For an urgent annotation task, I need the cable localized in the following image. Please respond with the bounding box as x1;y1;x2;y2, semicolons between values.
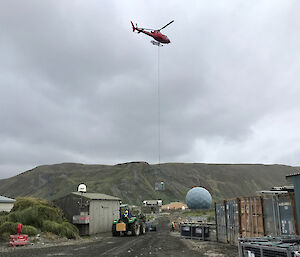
157;45;161;170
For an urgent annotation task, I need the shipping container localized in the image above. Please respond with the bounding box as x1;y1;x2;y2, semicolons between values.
286;173;300;234
215;201;227;243
215;199;241;245
262;192;297;236
216;193;297;247
240;196;264;238
263;194;278;236
226;198;240;245
279;193;297;235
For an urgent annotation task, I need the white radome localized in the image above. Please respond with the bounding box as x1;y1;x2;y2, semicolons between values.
185;187;212;209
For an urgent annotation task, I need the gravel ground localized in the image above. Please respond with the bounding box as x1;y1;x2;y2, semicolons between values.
180;236;238;257
0;217;239;257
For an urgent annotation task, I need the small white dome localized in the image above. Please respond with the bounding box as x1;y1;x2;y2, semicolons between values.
78;183;87;193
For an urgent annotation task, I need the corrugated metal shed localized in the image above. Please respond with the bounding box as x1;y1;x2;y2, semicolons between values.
55;192;121;235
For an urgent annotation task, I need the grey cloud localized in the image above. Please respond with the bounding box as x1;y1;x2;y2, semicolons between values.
1;0;300;178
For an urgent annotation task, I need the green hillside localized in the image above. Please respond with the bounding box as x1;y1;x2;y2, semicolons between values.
0;162;296;204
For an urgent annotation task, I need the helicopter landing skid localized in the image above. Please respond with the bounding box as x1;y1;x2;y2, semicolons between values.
151;40;163;47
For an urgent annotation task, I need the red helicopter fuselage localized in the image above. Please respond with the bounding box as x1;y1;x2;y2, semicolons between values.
138;29;170;44
131;21;171;44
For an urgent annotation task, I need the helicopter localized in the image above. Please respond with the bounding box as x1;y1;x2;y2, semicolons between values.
131;20;174;46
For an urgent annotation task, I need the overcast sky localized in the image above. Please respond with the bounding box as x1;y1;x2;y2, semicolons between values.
1;0;300;178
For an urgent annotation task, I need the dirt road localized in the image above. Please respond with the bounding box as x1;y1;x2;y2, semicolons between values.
0;217;238;257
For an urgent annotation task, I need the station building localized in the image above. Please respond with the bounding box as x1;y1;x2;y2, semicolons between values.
0;195;15;212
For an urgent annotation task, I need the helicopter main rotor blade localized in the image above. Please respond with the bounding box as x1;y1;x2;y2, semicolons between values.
159;20;174;31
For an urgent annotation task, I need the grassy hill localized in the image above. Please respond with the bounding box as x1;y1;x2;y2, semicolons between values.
0;162;296;204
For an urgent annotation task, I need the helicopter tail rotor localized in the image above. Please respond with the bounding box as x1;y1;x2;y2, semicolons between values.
131;21;135;32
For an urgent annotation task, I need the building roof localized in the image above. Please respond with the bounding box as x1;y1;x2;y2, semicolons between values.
286;173;300;178
72;192;121;201
0;195;15;203
271;186;294;191
258;190;289;195
161;202;188;210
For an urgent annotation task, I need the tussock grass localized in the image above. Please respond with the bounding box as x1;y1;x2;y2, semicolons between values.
0;222;18;235
12;197;54;212
0;197;79;240
0;211;9;216
22;225;38;236
59;222;79;239
10;204;62;227
42;220;61;235
42;220;79;239
0;215;9;226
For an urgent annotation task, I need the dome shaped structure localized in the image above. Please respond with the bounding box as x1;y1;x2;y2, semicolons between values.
185;187;212;209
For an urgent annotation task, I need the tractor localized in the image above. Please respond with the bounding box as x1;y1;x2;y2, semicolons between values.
112;204;146;236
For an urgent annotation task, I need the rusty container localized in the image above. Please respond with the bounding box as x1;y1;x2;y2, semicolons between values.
239;196;264;238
